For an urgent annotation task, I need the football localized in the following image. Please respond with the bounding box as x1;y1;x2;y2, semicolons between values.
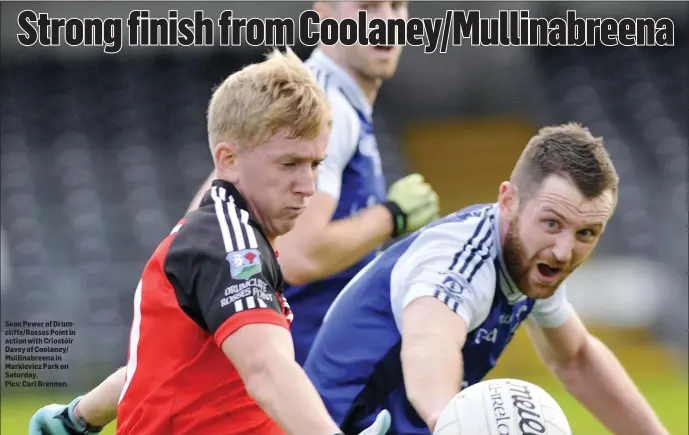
433;378;572;435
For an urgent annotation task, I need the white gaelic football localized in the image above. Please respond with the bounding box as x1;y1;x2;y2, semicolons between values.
433;378;572;435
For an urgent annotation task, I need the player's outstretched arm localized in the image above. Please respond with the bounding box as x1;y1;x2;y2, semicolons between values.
279;175;439;285
526;312;669;435
394;214;495;432
277;191;397;284
28;366;125;434
401;297;468;432
221;323;390;435
75;366;126;425
277;172;439;286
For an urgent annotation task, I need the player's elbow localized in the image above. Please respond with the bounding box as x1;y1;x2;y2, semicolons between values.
243;365;275;405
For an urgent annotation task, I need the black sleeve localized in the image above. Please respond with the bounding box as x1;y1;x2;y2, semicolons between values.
164;212;287;338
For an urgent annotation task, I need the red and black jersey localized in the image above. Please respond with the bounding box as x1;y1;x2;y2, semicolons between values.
116;180;292;435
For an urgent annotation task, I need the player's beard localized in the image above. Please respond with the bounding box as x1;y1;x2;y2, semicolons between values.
502;216;561;299
502;216;530;292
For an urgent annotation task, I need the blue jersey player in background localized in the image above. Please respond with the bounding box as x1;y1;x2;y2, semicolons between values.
304;123;669;435
277;1;439;365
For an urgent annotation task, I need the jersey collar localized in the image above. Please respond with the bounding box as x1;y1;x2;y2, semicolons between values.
201;179;274;247
200;179;251;212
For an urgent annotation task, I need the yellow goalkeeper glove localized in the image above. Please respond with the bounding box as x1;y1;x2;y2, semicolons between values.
383;173;440;237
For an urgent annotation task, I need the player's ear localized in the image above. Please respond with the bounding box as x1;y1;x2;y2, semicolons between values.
214;142;240;184
498;181;519;217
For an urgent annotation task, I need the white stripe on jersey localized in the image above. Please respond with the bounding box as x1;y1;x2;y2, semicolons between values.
234;296;269;312
211;186;259;253
211;186;234;252
448;207;495;283
226;201;246;250
239;209;258;249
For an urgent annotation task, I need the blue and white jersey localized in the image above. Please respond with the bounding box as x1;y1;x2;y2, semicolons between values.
303;203;573;435
284;48;387;365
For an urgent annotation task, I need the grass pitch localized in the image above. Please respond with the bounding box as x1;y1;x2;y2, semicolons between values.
3;372;687;435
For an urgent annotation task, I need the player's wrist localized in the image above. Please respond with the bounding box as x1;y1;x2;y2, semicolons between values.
382;201;406;238
66;397;104;434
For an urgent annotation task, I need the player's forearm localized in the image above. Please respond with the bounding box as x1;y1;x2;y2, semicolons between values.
244;357;341;435
402;334;463;431
553;335;668;435
75;366;127;427
281;204;393;285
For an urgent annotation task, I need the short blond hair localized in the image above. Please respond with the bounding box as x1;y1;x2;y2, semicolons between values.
207;48;331;152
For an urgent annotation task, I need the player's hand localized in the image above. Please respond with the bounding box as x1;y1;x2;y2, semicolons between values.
28;396;103;435
357;409;391;435
385;173;440;237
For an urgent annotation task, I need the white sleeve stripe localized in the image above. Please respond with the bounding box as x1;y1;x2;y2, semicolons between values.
433;287;460;314
246;296;256;309
239;209;259;249
211;186;234;252
232;297;268;312
449;211;495;283
447;297;459;313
